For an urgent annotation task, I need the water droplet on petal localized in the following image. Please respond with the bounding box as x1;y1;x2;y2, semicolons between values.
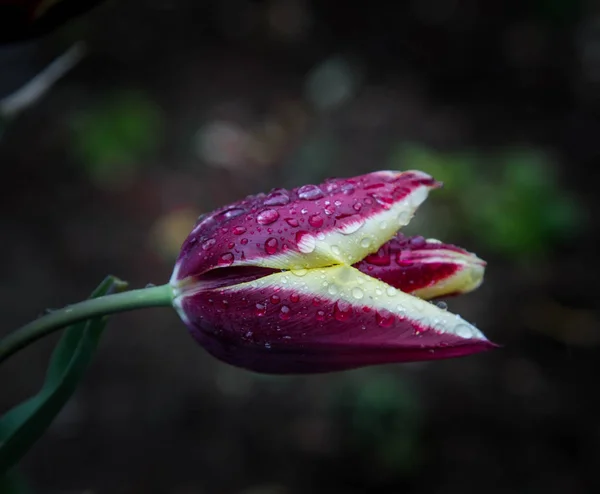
257;209;280;225
233;226;246;235
353;202;362;211
334;300;353;321
218;252;234;266
335;215;365;235
202;238;216;250
291;267;308;277
241;238;248;245
409;236;426;248
341;183;355;195
352;287;364;299
285;218;299;227
280;305;291;320
296;232;316;253
360;237;372;249
255;303;266;316
219;207;245;220
265;237;279;255
297;184;325;200
308;214;324;228
264;189;290;206
386;286;397;296
290;294;300;303
398;210;411;225
455;323;474;338
330;245;341;256
316;310;326;321
327;284;339;295
271;295;280;304
436;301;448;310
376;310;395;328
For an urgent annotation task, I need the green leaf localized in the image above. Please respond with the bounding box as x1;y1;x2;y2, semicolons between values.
0;276;127;475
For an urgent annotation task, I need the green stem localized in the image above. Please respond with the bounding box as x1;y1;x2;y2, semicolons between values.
0;284;174;365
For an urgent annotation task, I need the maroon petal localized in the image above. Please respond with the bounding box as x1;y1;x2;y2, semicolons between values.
171;170;440;284
354;233;486;299
173;265;494;374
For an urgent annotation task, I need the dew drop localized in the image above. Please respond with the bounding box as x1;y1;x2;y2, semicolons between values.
376;310;395;328
280;305;291;320
351;287;364;299
436;301;448;310
398;210;411;225
365;248;391;266
285;218;299;227
219;207;245;220
386;286;397;296
324;204;336;215
271;295;280;304
296;232;316;253
308;214;324;228
297;184;325;200
455;323;473;338
316;310;326;321
257;209;280;225
202;238;216;250
241;238;248;245
360;237;372;249
353;202;362;211
379;220;388;230
264;189;290;206
372;193;394;208
255;303;266;317
331;245;341;256
218;252;234;266
409;236;426;248
265;237;279;255
291;267;308;277
327;284;339;295
233;226;246;235
335;215;365;235
341;183;355;195
290;294;300;303
334;300;353;321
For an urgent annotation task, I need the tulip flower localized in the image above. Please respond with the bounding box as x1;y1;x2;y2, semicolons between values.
170;170;494;373
0;172;497;475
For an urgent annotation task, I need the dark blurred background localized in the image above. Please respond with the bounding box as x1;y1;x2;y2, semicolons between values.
1;0;599;492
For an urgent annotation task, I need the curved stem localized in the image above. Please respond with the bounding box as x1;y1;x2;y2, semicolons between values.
0;284;174;365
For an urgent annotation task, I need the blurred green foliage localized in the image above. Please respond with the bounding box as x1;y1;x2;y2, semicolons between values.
391;143;583;256
334;372;422;476
70;90;162;189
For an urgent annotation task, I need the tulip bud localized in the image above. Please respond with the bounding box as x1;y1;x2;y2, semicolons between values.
171;170;495;374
